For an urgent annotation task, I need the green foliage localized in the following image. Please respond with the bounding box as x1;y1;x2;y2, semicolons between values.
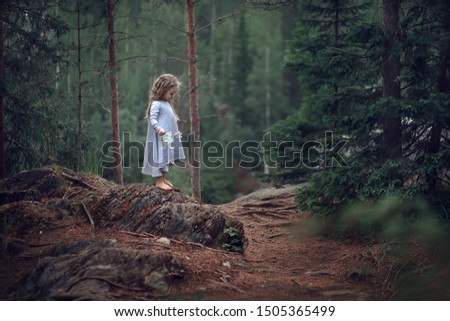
53;1;299;202
2;0;97;175
296;143;450;218
218;219;245;253
394;254;450;300
267;0;450;227
335;195;450;299
337;196;444;242
264;112;322;183
229;15;253;115
296;166;359;217
201;166;236;204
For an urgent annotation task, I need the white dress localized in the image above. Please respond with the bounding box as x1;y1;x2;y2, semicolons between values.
141;100;186;177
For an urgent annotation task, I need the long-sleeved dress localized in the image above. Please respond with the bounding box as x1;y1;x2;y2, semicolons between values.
142;100;185;177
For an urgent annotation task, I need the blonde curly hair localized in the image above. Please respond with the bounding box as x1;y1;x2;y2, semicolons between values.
145;74;181;121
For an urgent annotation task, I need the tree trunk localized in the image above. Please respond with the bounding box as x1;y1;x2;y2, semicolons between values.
0;10;5;179
106;0;123;184
382;0;402;159
333;0;340;128
209;1;216;95
186;0;201;200
427;11;450;192
76;0;83;171
264;47;271;175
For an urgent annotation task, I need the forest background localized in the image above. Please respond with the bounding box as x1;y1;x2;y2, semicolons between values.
2;0;450;225
2;0;308;204
2;0;450;300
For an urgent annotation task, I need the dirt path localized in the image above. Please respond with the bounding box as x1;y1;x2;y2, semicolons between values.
164;185;393;300
1;185;394;300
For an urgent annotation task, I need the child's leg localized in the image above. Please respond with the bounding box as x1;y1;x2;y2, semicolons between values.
162;164;174;188
155;175;172;190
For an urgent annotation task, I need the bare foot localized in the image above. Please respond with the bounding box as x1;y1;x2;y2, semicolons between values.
155;181;173;191
164;179;174;188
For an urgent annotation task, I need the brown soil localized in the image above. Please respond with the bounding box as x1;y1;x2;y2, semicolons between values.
1;182;400;301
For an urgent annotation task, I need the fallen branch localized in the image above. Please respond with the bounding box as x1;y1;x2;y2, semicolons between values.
380;262;396;300
63;188;85;199
80;202;95;235
119;230;150;239
118;230;241;256
368;250;381;271
62;188;71;199
383;262;396;287
291;278;302;288
332;253;356;264
149;232;241;256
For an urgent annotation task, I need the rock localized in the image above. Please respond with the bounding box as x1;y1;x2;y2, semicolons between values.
156;237;171;245
0;166;247;252
1;166;72;198
8;240;185;300
85;184;243;248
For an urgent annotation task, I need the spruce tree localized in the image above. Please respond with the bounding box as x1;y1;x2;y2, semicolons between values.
1;0;85;175
269;0;450;221
268;0;371;184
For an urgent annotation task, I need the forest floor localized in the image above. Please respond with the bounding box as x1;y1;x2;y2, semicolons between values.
181;185;396;300
1;180;401;301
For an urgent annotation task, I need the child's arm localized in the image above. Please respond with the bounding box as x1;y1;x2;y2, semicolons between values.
149;102;166;135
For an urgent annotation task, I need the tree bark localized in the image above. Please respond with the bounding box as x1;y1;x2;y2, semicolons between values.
76;0;83;172
333;0;340;128
0;10;5;179
264;47;271;175
382;0;402;159
186;0;201;200
209;1;216;95
427;10;450;192
106;0;123;184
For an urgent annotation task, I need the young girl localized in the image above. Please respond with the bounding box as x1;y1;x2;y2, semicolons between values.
142;74;185;190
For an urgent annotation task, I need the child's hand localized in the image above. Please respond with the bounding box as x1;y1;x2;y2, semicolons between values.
158;128;166;136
